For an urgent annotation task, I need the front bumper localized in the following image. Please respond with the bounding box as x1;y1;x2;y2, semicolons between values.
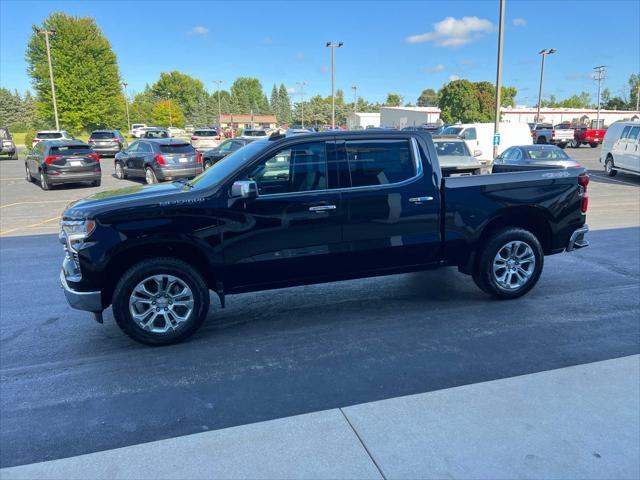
566;224;589;252
60;269;102;312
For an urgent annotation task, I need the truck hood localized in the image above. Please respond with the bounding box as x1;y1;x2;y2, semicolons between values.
63;182;189;219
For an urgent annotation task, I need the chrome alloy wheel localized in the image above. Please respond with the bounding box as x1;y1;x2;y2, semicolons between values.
145;168;155;184
492;240;536;291
129;275;194;334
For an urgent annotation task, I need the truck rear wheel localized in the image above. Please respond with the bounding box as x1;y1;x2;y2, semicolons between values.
605;157;617;177
112;257;210;345
473;228;544;299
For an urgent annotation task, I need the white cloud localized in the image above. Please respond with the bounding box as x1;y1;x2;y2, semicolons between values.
426;64;446;72
287;88;301;95
513;18;527;27
189;26;208;36
407;16;495;48
448;74;461;82
295;52;305;61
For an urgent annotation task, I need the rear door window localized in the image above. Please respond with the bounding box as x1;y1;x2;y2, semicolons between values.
345;139;414;187
628;126;640;141
620;126;632;139
159;144;195;154
462;128;477;140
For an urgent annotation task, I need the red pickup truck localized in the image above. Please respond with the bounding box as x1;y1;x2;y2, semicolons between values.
571;125;606;148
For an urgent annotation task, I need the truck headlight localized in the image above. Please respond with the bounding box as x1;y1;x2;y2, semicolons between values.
61;219;96;250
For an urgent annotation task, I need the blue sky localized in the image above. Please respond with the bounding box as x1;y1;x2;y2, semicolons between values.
1;0;639;106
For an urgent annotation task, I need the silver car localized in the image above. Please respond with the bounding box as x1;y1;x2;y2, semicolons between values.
190;128;222;151
433;138;484;175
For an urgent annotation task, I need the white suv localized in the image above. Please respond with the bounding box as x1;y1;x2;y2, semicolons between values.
32;130;74;148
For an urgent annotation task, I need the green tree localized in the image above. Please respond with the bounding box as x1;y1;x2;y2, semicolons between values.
26;12;124;132
130;86;155;124
501;86;517;108
278;83;292;125
21;91;38;128
417;88;438;107
151;99;184;128
0;88;23;128
230;77;269;114
438;79;481;123
385;93;403;106
151;71;207;122
270;84;280;123
604;96;628;110
190;94;210;127
474;81;495;122
629;73;640;109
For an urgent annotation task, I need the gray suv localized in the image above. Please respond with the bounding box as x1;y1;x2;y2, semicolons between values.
114;139;202;184
88;130;127;157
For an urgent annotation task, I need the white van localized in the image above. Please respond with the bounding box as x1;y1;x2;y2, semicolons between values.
131;123;147;138
440;122;532;163
600;121;640;176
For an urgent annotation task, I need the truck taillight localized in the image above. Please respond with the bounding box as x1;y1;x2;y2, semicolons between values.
45;155;61;165
154;154;166;165
578;174;589;213
197;151;202;163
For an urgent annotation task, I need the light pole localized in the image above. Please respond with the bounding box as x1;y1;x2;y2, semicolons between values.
296;81;307;128
35;27;59;130
536;48;556;124
493;0;505;160
352;85;358;113
167;93;173;128
325;41;343;129
593;65;606;128
121;82;130;134
212;80;222;127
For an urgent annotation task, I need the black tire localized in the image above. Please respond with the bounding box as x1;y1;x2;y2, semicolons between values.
605;156;617;177
39;170;50;190
589;142;598;148
91;179;101;187
203;160;212;170
472;227;544;299
25;163;33;182
112;257;210;346
145;167;158;184
114;161;126;179
570;139;580;148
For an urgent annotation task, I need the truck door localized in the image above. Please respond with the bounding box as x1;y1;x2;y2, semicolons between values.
336;135;441;273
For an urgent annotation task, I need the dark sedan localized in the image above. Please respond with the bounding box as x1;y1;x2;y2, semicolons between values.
114;138;202;184
201;138;256;170
494;145;581;169
87;129;127;157
25;140;101;190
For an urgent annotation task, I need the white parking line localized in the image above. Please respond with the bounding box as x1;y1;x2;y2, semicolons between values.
0;216;61;236
0;200;70;209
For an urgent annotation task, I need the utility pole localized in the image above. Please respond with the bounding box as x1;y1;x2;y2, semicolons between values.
167;93;173;128
121;82;131;134
212;80;222;127
536;48;556;124
593;65;606;129
352;85;358;113
326;41;343;129
296;81;307;128
493;0;505;160
35;27;59;130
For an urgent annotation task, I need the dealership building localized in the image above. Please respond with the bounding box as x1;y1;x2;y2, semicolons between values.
500;107;640;126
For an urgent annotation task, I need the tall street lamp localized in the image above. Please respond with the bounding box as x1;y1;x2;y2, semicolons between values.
593;65;606;129
167;93;173;128
536;48;556;124
325;41;343;129
296;81;307;128
121;82;131;134
212;80;222;127
352;85;358;113
35;26;59;130
492;0;505;160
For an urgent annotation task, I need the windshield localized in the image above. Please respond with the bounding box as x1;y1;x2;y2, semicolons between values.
188;140;269;190
441;127;463;135
526;148;570;160
434;141;470;156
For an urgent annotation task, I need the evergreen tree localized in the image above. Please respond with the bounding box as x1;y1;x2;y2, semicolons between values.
26;12;124;132
270;84;280;123
278;83;291;125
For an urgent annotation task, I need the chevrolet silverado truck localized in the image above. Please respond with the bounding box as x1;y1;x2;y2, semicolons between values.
532;124;574;148
60;130;590;345
571;125;607;148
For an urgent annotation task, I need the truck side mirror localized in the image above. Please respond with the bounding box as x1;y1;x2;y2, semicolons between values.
473;150;483;157
231;180;257;200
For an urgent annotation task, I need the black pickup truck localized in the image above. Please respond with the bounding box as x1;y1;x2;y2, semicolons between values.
60;131;589;345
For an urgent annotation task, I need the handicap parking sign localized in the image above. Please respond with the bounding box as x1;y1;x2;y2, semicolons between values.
493;133;501;146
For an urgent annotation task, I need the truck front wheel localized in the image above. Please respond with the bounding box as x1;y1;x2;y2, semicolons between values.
112;258;210;345
473;228;544;299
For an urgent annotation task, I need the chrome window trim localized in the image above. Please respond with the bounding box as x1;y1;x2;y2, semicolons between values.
255;137;424;199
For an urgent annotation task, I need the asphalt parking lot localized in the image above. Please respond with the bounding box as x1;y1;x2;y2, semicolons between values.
0;145;639;468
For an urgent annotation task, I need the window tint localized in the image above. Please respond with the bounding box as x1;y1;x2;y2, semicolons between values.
37;132;62;139
244;130;268;137
159;143;195;154
462;128;477;140
50;145;93;156
248;141;327;195
218;141;234;153
441;127;462;135
127;142;139;153
194;130;218;137
144;130;169;138
90;131;115;139
620;126;632;139
345;139;414;187
434;141;470;156
628;126;640;141
526;148;570;160
502;148;517;160
138;142;152;153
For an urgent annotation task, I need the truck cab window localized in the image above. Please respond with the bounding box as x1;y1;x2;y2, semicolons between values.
248;141;328;195
345;139;414;187
462;128;477;140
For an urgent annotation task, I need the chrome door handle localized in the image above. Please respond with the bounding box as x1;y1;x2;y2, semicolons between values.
409;196;434;203
309;205;337;212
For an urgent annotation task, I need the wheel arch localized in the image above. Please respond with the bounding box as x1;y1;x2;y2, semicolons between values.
478;207;553;255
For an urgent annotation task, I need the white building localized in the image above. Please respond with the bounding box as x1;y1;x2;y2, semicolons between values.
501;107;640;126
380;106;441;128
346;112;381;130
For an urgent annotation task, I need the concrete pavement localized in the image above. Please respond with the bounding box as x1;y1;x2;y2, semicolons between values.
2;355;638;479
